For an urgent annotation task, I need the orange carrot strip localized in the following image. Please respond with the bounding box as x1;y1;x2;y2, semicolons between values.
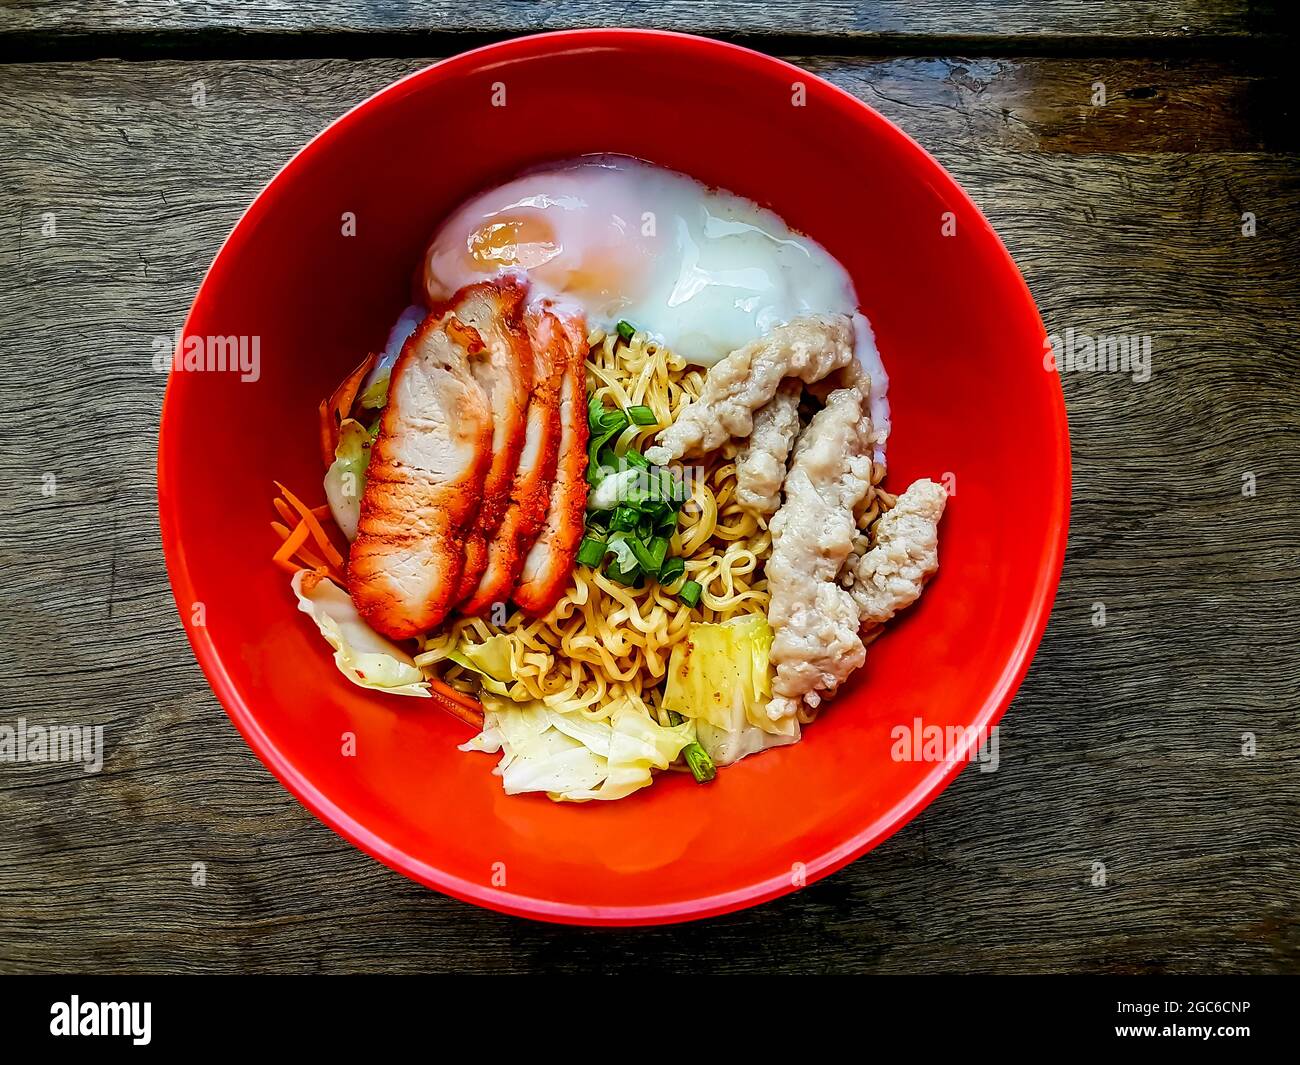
298;545;333;574
275;482;345;570
429;689;484;728
273;518;338;577
273;519;311;566
278;498;340;536
318;398;337;469
319;351;379;468
327;352;378;426
428;676;484;713
274;497;297;525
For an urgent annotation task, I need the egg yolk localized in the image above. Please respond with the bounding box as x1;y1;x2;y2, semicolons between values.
466;215;559;271
462;209;644;307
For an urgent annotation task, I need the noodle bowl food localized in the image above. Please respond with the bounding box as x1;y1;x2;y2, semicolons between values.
274;155;948;802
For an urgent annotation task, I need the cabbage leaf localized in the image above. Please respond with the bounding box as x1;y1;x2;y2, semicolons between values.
445;634;516;697
662;613;790;735
323;417;371;541
290;570;429;698
460;695;692;801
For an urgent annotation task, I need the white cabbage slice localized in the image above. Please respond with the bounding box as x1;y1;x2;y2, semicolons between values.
562;707;694;802
290;570;429;698
459;695;693;801
445;635;515;698
662;612;802;765
662;613;794;737
696;717;800;767
323;417;371;541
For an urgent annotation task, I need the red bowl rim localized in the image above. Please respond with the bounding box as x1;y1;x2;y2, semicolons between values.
157;28;1071;926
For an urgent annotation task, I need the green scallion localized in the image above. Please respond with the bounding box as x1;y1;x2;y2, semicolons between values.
616;320;636;343
610;505;639;532
587;408;630;486
626;404;656;426
607;561;641;585
657;555;685;586
576;535;606;568
683;742;716;784
678;579;703;608
647;535;668;572
628;534;668;576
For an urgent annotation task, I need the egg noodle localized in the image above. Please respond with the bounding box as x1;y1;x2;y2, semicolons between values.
416;327;893;728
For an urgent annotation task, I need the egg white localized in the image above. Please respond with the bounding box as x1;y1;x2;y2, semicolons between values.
421;156;863;369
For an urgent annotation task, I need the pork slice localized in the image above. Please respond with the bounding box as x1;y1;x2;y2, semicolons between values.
348;300;494;640
512;315;589;617
450;279;534;602
460;308;564;615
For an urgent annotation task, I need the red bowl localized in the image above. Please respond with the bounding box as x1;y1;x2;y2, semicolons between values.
159;29;1069;925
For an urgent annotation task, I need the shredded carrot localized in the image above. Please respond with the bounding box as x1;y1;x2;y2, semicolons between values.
276;498;334;528
273;519;311;567
296;544;333;574
318;398;336;469
275;481;345;570
328;352;377;424
428;676;485;713
320;352;378;467
430;689;485;728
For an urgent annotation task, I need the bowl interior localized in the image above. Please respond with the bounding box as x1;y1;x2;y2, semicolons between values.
160;31;1068;923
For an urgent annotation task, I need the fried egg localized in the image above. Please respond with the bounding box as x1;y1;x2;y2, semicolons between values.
420;156;861;368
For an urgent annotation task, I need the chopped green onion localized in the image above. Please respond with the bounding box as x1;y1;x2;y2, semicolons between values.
626;404;656;426
587;409;630;486
678;579;703;608
587;393;607;431
628;534;668;575
576;535;606;568
628;537;657;574
610;505;639;532
607;561;641;585
683;742;716;784
623;448;650;469
658;555;685;586
640;499;670;525
647;535;669;571
616;320;636;343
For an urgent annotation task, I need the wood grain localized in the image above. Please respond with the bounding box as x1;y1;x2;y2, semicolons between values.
0;1;1289;61
0;53;1297;974
0;0;1285;41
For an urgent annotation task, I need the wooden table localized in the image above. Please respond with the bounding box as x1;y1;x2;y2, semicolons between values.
1;2;1295;974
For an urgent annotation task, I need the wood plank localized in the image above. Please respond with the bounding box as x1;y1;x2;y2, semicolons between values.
0;56;1296;973
0;1;1289;58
